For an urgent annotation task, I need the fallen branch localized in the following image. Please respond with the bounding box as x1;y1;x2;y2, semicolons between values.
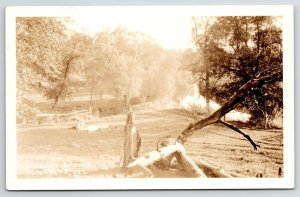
193;159;233;178
127;143;184;169
127;142;206;178
219;120;260;150
174;151;207;178
177;71;282;144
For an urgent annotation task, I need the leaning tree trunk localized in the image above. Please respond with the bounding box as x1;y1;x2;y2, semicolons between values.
89;77;96;115
177;71;282;145
126;71;282;176
52;55;79;109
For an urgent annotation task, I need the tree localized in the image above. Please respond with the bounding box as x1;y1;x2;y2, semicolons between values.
192;17;216;114
191;16;283;127
16;17;69;121
48;33;93;109
82;31;111;113
83;27;174;113
16;17;94;121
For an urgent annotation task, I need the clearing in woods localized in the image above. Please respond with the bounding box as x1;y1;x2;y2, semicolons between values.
17;106;283;178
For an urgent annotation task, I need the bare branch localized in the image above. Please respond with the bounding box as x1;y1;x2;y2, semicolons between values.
193;76;206;84
192;17;202;49
177;71;282;144
219;120;260;150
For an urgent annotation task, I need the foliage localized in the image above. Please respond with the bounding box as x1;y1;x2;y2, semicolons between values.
83;27;194;108
17;17;195;123
191;16;283;127
16;17;92;122
17;17;66;121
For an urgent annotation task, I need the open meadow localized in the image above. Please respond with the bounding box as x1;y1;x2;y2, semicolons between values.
17;105;283;178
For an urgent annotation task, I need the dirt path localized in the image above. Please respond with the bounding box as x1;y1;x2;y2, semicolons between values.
17;109;283;178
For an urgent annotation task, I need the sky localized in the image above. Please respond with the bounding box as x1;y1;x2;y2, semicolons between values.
66;12;195;50
64;7;283;50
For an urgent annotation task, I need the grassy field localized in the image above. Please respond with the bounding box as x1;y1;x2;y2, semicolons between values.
17;107;283;178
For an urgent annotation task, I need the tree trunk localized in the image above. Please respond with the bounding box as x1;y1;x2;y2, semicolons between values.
89;78;95;114
204;31;210;115
52;55;78;109
177;71;282;144
193;159;234;178
192;17;211;115
174;150;207;177
127;142;206;177
205;66;210;115
122;102;141;169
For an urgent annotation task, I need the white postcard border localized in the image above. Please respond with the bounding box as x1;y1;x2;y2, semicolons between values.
6;5;294;190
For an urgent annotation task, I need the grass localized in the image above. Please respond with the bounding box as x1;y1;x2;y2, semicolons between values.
17;108;283;178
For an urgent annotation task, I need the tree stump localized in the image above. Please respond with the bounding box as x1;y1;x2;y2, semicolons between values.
122;107;142;169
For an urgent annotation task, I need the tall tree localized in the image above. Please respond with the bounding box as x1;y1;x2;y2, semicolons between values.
192;17;215;114
16;17;69;121
191;16;282;127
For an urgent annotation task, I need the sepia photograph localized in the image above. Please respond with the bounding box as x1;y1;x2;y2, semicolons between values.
6;6;294;190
